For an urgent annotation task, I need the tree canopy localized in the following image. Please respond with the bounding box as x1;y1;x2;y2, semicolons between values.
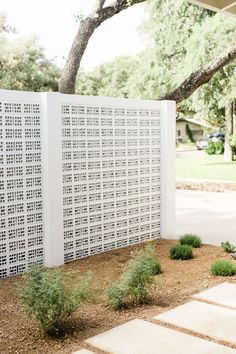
76;0;236;128
0;13;60;92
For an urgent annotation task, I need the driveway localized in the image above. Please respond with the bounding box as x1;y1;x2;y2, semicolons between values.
176;189;236;246
176;150;204;158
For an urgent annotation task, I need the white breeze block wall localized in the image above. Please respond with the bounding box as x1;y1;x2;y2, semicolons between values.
0;91;44;278
0;90;176;278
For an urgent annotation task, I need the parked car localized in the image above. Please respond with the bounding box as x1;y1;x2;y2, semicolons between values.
195;132;225;150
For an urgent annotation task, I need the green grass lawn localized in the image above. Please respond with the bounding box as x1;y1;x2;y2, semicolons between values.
176;153;236;181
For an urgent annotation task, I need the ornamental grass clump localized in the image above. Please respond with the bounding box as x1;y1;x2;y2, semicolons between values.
17;264;91;335
221;241;236;254
211;260;236;276
170;244;193;260
179;234;202;248
107;245;161;310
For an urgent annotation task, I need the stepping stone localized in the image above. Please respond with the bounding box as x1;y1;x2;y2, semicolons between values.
155;300;236;344
86;318;236;353
194;282;236;309
72;350;95;354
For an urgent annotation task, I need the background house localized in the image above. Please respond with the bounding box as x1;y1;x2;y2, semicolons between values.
176;117;213;143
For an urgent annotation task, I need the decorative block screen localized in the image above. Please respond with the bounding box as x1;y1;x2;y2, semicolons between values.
62;102;162;263
0;90;176;278
0;95;44;278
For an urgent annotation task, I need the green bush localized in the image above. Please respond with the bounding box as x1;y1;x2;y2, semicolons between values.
206;141;224;155
229;134;236;149
206;141;215;155
179;234;202;248
107;283;127;310
170;244;193;260
214;141;224;155
107;245;161;310
17;265;91;335
211;260;236;276
221;241;236;253
138;245;161;276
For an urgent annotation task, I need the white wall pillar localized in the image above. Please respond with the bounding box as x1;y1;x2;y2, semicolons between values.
160;100;176;239
41;92;64;267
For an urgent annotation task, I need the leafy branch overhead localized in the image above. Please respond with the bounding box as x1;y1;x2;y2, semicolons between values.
60;0;236;112
162;44;236;103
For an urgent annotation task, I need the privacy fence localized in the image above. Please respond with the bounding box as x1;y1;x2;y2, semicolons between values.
0;90;176;278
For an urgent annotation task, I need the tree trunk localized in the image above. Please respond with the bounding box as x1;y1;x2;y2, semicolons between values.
59;0;146;94
224;102;234;162
59;18;98;94
233;100;236;134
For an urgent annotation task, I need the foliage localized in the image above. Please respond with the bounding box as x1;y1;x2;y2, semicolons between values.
0;13;60;91
206;141;224;155
76;0;212;101
179;13;236;125
185;124;194;142
76;55;138;97
17;265;91;335
221;241;236;253
214;141;225;155
106;283;128;310
170;244;193;260
0;12;16;33
229;134;236;148
107;245;160;309
206;142;215;155
75;0;236;135
211;259;236;276
179;234;202;248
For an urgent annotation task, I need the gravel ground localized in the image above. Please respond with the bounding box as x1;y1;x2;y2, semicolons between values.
0;240;235;354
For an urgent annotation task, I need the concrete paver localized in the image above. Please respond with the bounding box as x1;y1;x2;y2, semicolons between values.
155;300;236;344
194;282;236;309
86;318;236;354
176;190;236;245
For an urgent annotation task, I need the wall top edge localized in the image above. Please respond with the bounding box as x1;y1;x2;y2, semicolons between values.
0;89;42;102
0;89;175;107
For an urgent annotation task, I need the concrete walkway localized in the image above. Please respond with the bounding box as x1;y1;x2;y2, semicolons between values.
75;283;236;354
176;189;236;245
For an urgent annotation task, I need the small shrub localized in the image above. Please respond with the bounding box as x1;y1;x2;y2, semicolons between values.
17;265;91;335
221;241;236;253
107;245;160;309
170;244;193;260
179;234;202;248
229;134;236;149
211;260;236;276
214;141;224;155
206;141;215;155
107;283;127;310
206;141;224;155
137;245;161;275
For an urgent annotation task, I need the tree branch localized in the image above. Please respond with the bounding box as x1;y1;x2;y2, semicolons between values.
161;44;236;103
92;0;106;14
59;0;146;94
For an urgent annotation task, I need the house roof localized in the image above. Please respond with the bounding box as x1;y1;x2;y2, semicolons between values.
177;117;214;128
187;0;236;17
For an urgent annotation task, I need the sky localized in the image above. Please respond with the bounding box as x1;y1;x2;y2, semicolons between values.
0;0;147;71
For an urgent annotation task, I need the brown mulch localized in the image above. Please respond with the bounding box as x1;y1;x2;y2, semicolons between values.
176;179;236;192
0;239;235;354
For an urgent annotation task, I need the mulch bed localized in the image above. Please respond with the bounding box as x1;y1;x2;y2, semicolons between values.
0;239;235;354
176;179;236;192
